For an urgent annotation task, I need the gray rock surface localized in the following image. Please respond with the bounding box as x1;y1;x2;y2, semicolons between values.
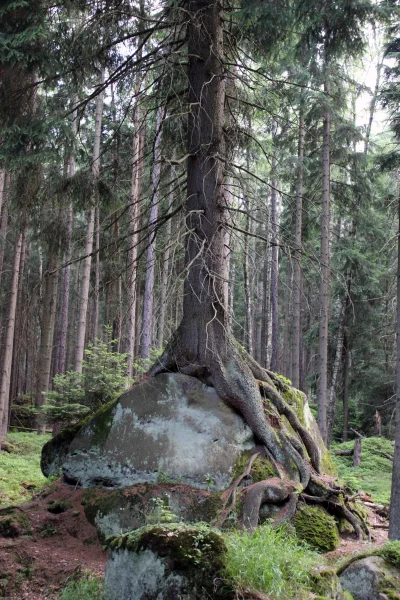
63;373;254;490
339;555;400;600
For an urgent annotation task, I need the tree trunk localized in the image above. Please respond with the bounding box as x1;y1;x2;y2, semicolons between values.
327;319;344;445
126;67;144;378
35;251;59;434
57;99;77;374
317;80;331;444
0;169;5;217
270;121;279;372
141;105;165;359
243;195;253;355
0;233;23;443
389;192;400;539
291;107;304;389
74;71;104;373
0;172;11;287
353;438;362;468
157;167;174;349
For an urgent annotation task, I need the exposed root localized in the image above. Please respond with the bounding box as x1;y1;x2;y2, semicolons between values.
240;479;297;532
148;326;366;541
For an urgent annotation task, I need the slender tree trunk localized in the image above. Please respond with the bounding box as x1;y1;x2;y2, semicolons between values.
0;172;11;287
35;251;59;434
317;79;331;443
389;192;400;539
157;168;174;348
270;122;279;372
74;71;104;373
92;203;100;341
327;319;344;445
57;100;77;374
0;169;5;217
0;233;23;443
292;107;305;389
243;198;253;355
353;438;362;467
141;105;164;359
126;69;144;378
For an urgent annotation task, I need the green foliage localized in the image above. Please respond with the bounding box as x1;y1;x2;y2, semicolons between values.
145;495;178;525
224;523;318;599
293;505;340;552
56;572;103;600
0;432;50;507
332;437;394;504
43;332;128;426
381;541;400;568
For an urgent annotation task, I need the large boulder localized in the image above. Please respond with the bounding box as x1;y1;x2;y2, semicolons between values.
339;555;400;600
62;373;255;490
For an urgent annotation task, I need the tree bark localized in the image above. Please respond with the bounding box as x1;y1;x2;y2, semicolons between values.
353;438;362;468
270;120;279;372
35;250;59;434
74;71;104;373
0;233;23;443
317;78;331;444
389;191;400;539
157;167;174;349
291;107;305;389
0;172;11;288
141;104;165;359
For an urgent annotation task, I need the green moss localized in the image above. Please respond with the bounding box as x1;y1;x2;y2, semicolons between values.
292;505;340;552
380;541;400;568
0;432;51;507
332;436;394;504
321;448;338;477
232;451;276;484
88;398;119;446
0;511;31;537
108;523;226;568
310;566;343;598
40;417;90;477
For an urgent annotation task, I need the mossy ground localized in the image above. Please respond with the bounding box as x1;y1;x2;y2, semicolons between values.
0;431;51;507
293;505;340;552
332;436;393;504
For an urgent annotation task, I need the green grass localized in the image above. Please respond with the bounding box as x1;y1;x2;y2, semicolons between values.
0;431;51;507
56;573;103;600
332;436;394;505
224;524;319;599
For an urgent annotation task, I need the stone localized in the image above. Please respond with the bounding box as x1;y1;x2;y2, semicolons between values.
339;556;400;600
104;524;231;600
41;419;89;477
292;504;340;552
62;373;254;490
82;483;223;541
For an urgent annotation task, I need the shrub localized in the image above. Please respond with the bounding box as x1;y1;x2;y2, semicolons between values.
224;523;318;599
43;331;128;426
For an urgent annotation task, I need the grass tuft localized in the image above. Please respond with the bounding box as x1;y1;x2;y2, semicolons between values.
57;572;103;600
224;523;318;599
0;431;51;507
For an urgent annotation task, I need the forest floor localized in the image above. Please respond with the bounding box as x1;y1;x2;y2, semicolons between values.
0;432;392;599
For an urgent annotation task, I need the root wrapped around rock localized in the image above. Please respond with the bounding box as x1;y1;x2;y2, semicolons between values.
149;321;367;540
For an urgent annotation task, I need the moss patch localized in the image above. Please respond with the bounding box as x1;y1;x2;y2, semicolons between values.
380;541;400;568
232;451;276;484
310;566;343;598
321;448;338;477
332;436;394;504
40;418;90;477
0;432;51;507
292;505;339;552
0;511;31;538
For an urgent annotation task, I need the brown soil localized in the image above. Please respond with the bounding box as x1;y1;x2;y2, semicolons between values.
0;480;106;599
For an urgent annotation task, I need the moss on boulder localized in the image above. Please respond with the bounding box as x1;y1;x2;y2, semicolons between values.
104;524;233;600
231;451;276;484
40;416;90;478
292;504;340;552
82;482;224;542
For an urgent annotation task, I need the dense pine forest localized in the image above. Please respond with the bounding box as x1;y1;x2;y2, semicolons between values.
2;1;400;599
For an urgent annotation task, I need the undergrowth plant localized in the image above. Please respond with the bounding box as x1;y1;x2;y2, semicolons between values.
224;523;318;600
57;572;103;600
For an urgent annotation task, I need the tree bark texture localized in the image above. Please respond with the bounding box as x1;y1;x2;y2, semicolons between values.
141;104;165;359
74;71;104;373
270;121;279;372
0;233;23;442
318;80;331;444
